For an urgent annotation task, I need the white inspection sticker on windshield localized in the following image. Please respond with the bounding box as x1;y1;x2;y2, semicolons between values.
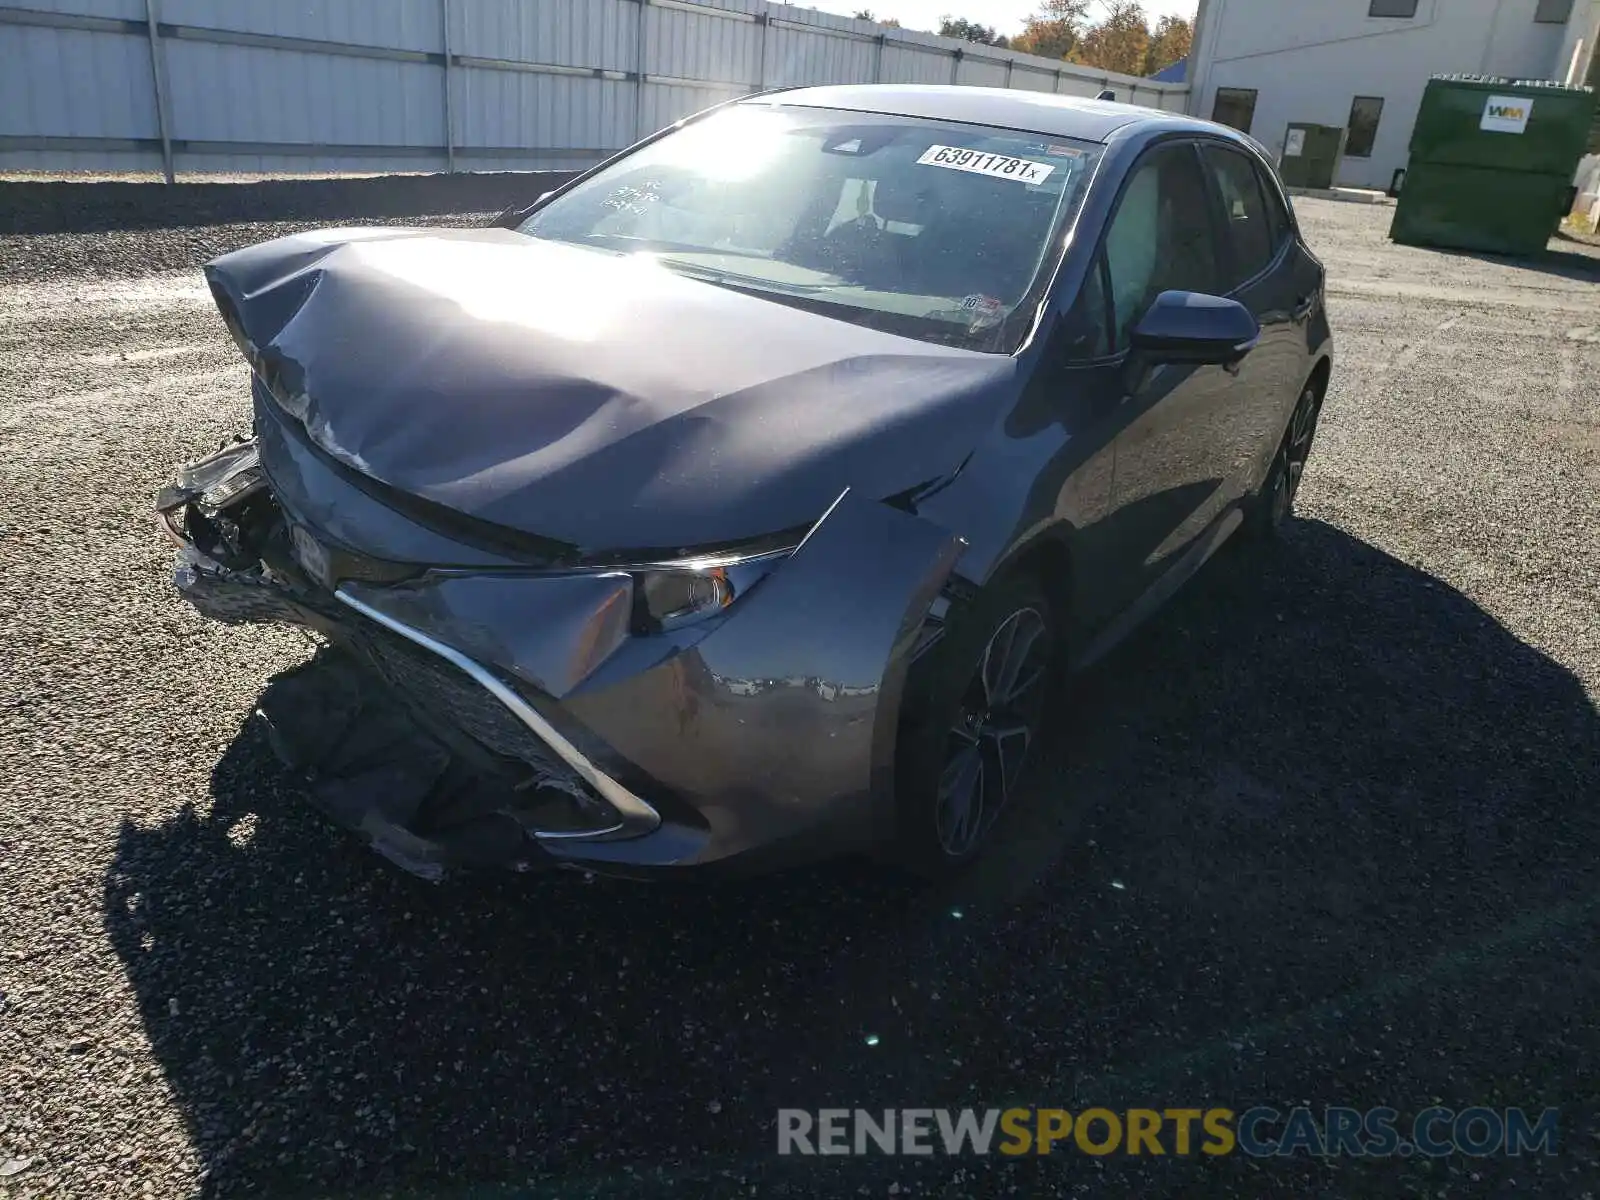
916;145;1055;184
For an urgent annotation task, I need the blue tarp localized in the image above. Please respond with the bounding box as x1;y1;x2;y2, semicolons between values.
1149;57;1186;83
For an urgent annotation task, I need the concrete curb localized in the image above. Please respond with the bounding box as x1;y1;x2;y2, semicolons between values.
0;170;579;235
1287;186;1394;206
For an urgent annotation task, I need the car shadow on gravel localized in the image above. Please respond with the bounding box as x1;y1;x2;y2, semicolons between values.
103;518;1600;1199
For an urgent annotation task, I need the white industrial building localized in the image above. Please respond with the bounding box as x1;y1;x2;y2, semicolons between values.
1187;0;1600;190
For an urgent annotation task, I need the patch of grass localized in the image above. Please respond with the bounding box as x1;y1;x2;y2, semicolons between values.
1561;211;1598;238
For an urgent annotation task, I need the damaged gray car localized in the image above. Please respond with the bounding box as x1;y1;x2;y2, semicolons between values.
159;85;1332;881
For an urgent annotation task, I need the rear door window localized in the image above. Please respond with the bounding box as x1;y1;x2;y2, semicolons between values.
1202;144;1276;290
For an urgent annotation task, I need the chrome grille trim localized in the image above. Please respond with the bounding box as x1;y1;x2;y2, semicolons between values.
334;587;661;841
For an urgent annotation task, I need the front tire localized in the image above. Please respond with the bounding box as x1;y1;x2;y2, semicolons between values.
893;574;1059;880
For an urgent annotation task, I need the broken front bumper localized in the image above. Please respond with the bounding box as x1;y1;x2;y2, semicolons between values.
159;440;964;878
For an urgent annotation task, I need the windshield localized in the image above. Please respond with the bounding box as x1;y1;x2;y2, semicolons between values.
518;104;1104;353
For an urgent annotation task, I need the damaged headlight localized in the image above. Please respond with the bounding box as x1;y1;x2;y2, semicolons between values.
632;552;791;633
155;438;271;565
155;438;265;517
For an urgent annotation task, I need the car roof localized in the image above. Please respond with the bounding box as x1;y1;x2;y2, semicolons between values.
741;83;1222;145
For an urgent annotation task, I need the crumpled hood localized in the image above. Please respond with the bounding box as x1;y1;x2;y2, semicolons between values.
205;227;1016;555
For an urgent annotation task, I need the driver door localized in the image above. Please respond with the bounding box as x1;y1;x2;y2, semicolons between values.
1098;140;1238;612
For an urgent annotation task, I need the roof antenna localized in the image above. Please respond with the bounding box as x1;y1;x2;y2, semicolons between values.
1096;88;1117;101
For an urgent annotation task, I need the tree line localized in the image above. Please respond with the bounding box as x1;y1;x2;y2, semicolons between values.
852;2;1193;78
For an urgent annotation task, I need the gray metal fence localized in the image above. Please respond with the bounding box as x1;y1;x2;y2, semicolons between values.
0;0;1190;180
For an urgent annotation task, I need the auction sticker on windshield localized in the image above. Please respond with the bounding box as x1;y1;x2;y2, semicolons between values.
917;145;1055;184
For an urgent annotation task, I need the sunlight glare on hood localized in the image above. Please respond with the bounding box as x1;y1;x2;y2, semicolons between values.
342;237;661;343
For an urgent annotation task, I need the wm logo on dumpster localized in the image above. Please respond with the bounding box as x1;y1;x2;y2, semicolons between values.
1481;94;1533;134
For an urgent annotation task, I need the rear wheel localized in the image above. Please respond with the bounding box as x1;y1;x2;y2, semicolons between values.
894;574;1059;879
1245;379;1323;539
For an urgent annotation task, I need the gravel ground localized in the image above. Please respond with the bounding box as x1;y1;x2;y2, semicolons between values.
2;201;1598;1200
0;174;573;237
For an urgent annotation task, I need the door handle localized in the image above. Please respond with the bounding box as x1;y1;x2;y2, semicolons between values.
1291;295;1316;323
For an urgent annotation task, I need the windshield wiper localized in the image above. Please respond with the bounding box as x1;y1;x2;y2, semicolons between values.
653;257;833;295
649;257;993;349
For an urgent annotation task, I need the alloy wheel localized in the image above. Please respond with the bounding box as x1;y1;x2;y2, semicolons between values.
934;606;1053;858
1271;386;1320;525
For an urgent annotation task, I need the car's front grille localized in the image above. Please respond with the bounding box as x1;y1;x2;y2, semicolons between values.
340;610;582;789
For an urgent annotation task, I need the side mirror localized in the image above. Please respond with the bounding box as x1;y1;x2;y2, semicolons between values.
1130;291;1260;366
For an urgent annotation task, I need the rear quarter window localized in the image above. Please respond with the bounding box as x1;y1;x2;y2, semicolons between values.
1256;161;1295;249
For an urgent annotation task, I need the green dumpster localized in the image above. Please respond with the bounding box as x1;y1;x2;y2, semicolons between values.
1390;75;1598;256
